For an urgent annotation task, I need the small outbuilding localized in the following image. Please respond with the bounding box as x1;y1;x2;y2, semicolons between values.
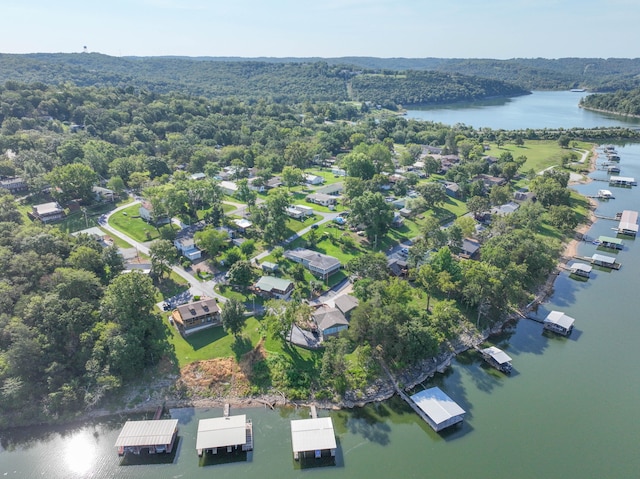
290;417;337;460
196;414;253;457
543;311;575;336
410;387;465;432
115;419;179;456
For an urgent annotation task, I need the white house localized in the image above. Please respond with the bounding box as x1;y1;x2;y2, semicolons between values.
305;174;324;185
284;248;341;279
306;193;337;207
219;180;239;196
285;206;305;219
31;202;64;223
139;201;170;225
174;237;202;261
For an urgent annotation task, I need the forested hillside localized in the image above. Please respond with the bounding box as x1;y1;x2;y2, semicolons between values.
0;53;528;107
580;88;640;117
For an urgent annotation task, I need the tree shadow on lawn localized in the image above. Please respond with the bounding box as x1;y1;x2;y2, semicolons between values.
231;335;253;361
184;327;228;351
155;277;190;299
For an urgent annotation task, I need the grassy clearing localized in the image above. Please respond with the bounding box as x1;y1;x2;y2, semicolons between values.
154;272;190;300
109;204;161;242
485;140;591;174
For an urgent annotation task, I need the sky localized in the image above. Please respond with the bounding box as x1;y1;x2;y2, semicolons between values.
2;0;639;59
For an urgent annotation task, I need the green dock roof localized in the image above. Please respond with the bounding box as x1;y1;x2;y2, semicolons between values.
598;236;623;245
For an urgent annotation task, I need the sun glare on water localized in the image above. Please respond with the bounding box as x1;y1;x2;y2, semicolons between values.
64;432;98;476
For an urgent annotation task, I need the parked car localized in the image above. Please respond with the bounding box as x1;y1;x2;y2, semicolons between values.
311;224;319;229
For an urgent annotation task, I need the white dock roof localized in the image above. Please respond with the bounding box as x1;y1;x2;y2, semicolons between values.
196;415;247;451
114;419;178;448
410;387;465;426
592;253;615;264
544;311;576;329
570;262;593;273
481;346;512;365
290;417;336;453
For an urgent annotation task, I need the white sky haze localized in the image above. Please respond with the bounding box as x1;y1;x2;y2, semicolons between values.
2;0;638;59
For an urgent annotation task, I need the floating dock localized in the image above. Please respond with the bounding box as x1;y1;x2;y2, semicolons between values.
543;311;575;336
479;346;513;374
573;254;621;270
291;417;336;460
617;210;638;236
410;387;466;432
597;236;623;250
115;419;179;456
568;262;593;278
196;414;253;457
609;176;636;187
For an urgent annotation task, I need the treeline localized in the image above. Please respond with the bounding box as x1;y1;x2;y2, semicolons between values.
350;70;529;108
0;53;528;107
0;198;170;426
580;88;640;117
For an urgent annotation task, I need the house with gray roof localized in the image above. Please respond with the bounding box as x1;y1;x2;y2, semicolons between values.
313;307;349;338
334;295;359;318
284;248;341;279
254;276;294;300
171;298;221;335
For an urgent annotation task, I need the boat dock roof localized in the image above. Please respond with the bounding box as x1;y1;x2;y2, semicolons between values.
480;346;512;365
196;415;248;452
410;387;465;429
544;311;576;330
290;417;336;454
592;253;616;265
598;235;623;245
618;210;639;235
569;262;593;273
114;419;179;449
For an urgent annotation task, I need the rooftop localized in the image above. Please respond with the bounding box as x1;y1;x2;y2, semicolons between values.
410;387;465;426
544;311;576;329
175;298;219;318
290;417;336;453
480;346;512;365
196;415;248;451
114;419;178;448
255;275;293;293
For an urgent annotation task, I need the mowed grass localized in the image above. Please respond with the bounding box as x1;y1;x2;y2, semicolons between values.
484;140;594;174
109;204;161;242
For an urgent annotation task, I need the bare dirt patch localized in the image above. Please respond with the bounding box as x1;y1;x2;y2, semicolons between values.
177;340;267;399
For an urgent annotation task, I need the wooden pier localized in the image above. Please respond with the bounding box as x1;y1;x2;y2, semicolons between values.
310;405;318;419
153;405;164;420
224;403;230;417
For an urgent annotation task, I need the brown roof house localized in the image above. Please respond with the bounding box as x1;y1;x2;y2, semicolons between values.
172;298;221;335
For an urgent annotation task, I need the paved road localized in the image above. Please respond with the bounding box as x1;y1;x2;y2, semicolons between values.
101;200;227;303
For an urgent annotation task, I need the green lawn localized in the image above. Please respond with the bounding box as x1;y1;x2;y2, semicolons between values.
154;272;190;300
484;140;594;174
108;204;162;242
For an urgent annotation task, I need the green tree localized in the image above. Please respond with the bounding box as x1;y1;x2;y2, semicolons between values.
195;227;229;256
47;163;98;204
347;252;389;281
221;298;246;337
417;182;447;210
227;260;253;290
282;166;304;189
149;239;178;279
350;191;393;243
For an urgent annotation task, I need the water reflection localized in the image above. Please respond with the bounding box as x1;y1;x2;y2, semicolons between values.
64;432;98;475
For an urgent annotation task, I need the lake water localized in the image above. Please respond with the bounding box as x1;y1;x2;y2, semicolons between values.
3;96;640;478
406;90;640;130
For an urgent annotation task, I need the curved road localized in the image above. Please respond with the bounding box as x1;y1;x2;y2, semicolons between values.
101;200;228;303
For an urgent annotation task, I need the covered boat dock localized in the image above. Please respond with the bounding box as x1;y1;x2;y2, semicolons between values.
543;311;575;336
617;210;638;236
480;346;513;373
290;417;337;460
609;176;636;187
597;236;623;250
569;262;593;278
115;419;179;456
591;253;621;269
410;387;466;432
196;414;253;457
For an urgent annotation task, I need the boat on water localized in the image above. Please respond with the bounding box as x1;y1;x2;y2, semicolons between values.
479;346;513;373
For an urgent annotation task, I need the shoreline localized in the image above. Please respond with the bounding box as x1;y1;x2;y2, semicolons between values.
5;147;602;430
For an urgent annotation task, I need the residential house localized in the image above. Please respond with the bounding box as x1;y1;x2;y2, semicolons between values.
387;257;408;277
334;295;359;318
474;174;507;190
331;167;346;177
219;180;239;196
284;248;341;279
285;206;306;220
266;177;283;189
313;307;349;338
172;298;221;335
422;145;443;156
294;205;314;217
514;188;536;202
491;201;520;216
260;261;279;274
93;186;115;201
391;212;405;228
139;201;170;225
248;177;266;192
304;174;324;185
254;276;294;300
174;237;202;261
316;182;343;196
190;172;206;181
0;176;27;193
306;192;337;207
233;218;252;233
459;238;481;259
31;202;65;223
444;181;461;199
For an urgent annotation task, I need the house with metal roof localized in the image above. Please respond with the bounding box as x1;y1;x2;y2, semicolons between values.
290;417;337;460
410;387;466;432
284;248;341;279
254;276;294;300
591;253;619;269
172;298;221;335
196;414;253;457
115;419;179;456
543;310;575;336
